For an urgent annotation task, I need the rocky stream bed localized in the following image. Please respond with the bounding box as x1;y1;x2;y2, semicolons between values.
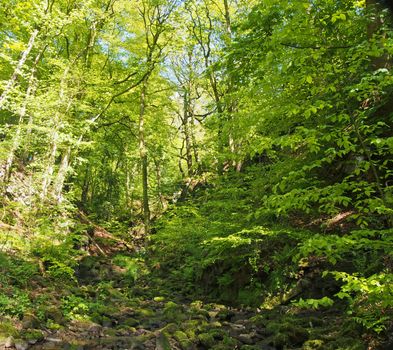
0;250;388;350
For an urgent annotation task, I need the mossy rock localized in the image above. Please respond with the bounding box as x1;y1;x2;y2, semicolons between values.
161;323;178;335
189;300;204;309
164;301;179;309
249;314;267;327
163;303;187;323
137;308;155;317
208;329;226;341
116;325;137;333
300;316;325;328
122;317;140;327
103;328;118;337
44;306;65;325
266;321;308;346
216;309;235;321
154;296;165;302
302;339;325;349
21;329;44;342
181;320;200;331
99;315;112;327
204;303;226;311
198;332;215;348
21;313;41;329
240;346;262;350
156;332;171;350
180;322;197;341
220;335;239;348
173;331;193;349
324;338;365;350
267;333;291;348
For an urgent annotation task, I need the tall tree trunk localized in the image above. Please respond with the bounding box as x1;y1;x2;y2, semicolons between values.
2;48;45;183
154;158;165;210
41;65;72;199
183;90;193;176
139;79;150;232
53;147;71;202
0;29;39;109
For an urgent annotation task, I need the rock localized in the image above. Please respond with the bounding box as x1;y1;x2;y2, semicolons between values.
302;339;324;349
14;339;29;350
23;329;45;345
41;342;61;350
228;323;247;337
101;317;112;328
173;330;194;349
241;345;276;350
216;309;235;321
45;338;62;343
123;318;139;327
69;320;101;334
4;336;14;348
0;337;7;347
163;302;186;323
153;297;165;302
155;332;171;350
160;323;178;335
44;307;65;325
22;314;40;329
238;333;255;345
197;333;215;348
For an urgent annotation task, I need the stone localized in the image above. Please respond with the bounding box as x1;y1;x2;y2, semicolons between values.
197;333;215;348
228;323;247;337
44;307;65;325
14;339;29;350
153;297;165;302
238;333;255;345
160;323;178;335
22;314;40;329
4;336;14;348
302;339;324;349
155;332;171;350
123;318;139;327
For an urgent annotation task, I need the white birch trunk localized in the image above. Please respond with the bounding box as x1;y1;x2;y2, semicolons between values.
0;29;39;109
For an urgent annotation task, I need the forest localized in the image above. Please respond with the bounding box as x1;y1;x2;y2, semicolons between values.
0;0;392;349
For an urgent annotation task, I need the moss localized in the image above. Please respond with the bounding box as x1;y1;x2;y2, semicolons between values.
221;335;239;348
161;322;178;334
198;332;215;347
173;330;193;349
137;308;155;317
266;321;308;346
21;329;44;341
209;329;226;340
122;317;139;327
250;314;267;327
153;296;165;302
302;339;324;349
324;338;365;350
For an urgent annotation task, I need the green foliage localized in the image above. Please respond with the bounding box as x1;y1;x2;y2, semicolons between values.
0;0;392;344
332;272;393;333
0;290;31;318
61;295;90;321
293;297;334;310
112;254;146;282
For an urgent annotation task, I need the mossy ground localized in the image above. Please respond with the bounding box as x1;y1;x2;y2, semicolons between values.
0;244;389;350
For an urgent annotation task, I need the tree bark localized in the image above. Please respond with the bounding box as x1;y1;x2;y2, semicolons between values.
0;29;39;109
2;49;42;184
139;79;150;232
